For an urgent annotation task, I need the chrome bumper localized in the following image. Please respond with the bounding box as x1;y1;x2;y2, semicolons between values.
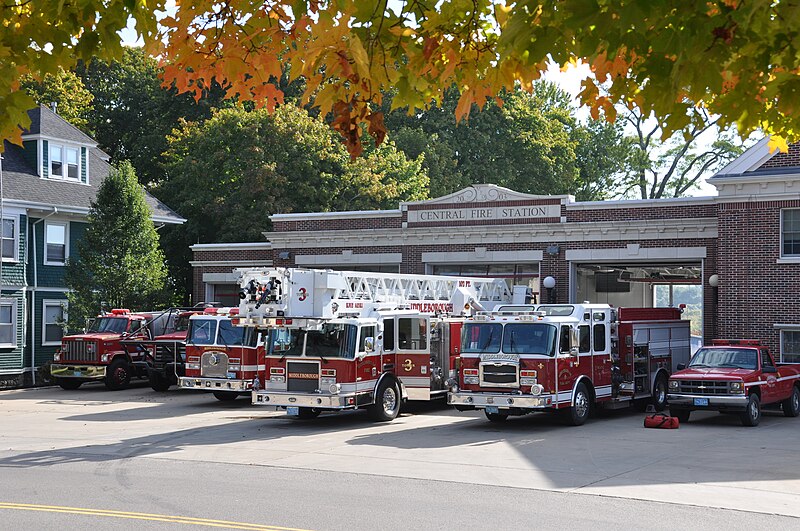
252;390;357;409
667;393;749;409
51;364;106;380
178;377;251;392
448;391;554;409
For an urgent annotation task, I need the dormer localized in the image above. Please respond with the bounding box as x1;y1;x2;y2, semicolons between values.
20;104;101;185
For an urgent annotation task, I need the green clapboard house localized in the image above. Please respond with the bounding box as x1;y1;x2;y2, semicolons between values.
0;104;185;388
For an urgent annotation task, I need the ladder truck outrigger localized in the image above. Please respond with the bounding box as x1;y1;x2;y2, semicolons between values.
235;267;527;421
447;304;692;425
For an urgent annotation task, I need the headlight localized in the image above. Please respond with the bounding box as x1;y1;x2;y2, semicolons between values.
53;352;61;362
730;381;744;393
101;353;111;363
464;376;479;385
329;383;341;394
668;380;679;390
520;377;537;386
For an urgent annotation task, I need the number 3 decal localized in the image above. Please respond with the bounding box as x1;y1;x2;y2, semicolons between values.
298;288;307;301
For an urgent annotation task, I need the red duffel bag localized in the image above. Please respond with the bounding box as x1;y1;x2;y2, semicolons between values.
644;413;680;429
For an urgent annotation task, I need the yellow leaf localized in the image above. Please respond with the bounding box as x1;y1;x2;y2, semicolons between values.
768;136;789;153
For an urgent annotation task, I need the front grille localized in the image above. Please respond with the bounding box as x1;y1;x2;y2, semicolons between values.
287;361;319;392
154;342;186;364
62;340;97;362
480;362;519;388
678;380;729;395
201;351;229;378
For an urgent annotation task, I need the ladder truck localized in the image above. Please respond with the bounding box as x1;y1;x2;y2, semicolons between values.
235;267;525;421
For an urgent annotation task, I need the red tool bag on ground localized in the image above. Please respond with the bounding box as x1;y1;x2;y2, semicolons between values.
644;413;680;429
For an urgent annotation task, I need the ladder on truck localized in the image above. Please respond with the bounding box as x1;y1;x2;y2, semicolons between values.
234;267;522;326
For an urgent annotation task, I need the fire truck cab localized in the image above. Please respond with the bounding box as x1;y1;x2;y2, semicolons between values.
448;304;691;425
177;308;263;401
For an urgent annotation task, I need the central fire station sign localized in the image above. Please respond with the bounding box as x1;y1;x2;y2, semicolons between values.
407;204;560;224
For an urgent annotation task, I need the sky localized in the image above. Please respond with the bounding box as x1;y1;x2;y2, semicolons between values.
118;10;725;198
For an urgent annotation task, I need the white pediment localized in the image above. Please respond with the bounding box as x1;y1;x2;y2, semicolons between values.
402;184;570;207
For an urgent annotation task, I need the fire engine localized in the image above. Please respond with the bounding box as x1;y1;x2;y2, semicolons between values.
235;267;524;421
177;308;263;401
51;308;164;390
447;304;691;425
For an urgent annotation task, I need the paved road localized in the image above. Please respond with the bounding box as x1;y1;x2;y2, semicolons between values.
1;383;800;529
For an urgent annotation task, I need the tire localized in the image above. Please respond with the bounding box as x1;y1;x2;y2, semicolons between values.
213;391;238;401
484;411;509;423
149;372;171;392
295;407;321;419
367;379;401;422
670;407;691;423
783;386;800;418
57;378;82;390
104;359;132;390
566;382;591;426
651;375;668;412
740;393;761;427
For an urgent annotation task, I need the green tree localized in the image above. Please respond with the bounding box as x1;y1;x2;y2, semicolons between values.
20;68;94;132
65;161;168;328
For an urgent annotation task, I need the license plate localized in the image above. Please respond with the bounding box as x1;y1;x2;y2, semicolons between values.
227;372;236;378
485;406;499;414
74;371;82;377
693;397;709;407
287;407;299;416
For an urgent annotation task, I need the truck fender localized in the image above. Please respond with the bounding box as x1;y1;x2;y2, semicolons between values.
375;372;406;401
570;375;595;406
650;368;669;390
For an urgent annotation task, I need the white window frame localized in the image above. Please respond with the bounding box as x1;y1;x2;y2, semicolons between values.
44;220;69;266
780;329;800;363
781;208;800;258
0;298;18;348
48;142;81;181
1;216;18;262
42;299;68;346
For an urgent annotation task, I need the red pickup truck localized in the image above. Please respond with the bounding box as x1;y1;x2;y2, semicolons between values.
667;339;800;426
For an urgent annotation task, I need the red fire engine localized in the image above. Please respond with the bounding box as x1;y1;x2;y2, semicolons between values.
448;304;691;425
235;267;523;421
177;308;263;401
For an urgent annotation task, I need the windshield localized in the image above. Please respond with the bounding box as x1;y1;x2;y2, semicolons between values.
536;305;575;316
218;319;246;346
503;323;557;356
188;318;217;345
689;348;758;370
266;324;358;359
88;317;128;334
462;323;502;353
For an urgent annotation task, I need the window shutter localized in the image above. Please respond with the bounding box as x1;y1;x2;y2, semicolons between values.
42;140;49;178
81;147;87;183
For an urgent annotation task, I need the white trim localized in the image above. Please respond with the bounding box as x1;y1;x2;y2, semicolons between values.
5;200;183;225
22;133;97;149
190;260;273;267
0;298;18;348
295;252;403;266
566;246;707;261
422;250;543;263
400;183;572;207
1;214;19;263
43;220;69;266
568;196;716;210
41;299;68;346
191;242;272;251
270;209;400;221
773;323;800;329
713;137;773;176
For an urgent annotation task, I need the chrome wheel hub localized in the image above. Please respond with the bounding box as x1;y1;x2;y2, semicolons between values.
383;387;397;414
575;392;589;418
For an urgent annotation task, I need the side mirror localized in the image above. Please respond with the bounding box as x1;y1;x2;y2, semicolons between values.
569;328;580;350
569;346;579;357
364;337;375;352
676;363;686;371
763;366;778;374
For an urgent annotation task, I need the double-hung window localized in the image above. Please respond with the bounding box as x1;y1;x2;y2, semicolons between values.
49;144;80;181
65;147;79;179
782;209;800;257
1;217;16;261
45;221;68;265
0;299;17;347
50;144;63;177
43;300;67;346
781;330;800;363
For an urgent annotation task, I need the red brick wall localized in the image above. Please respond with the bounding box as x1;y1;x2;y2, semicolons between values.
272;216;402;232
567;204;716;222
717;200;800;356
759;143;800;169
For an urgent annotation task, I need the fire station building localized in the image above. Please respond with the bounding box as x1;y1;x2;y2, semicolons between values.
191;138;800;362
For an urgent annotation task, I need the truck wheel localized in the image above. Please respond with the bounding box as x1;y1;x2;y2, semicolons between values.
149;372;171;392
57;378;82;390
296;407;321;419
213;391;238;401
782;386;800;418
566;382;591;426
740;394;761;427
652;375;668;412
105;359;131;390
367;379;401;422
484;411;509;423
670;407;690;423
